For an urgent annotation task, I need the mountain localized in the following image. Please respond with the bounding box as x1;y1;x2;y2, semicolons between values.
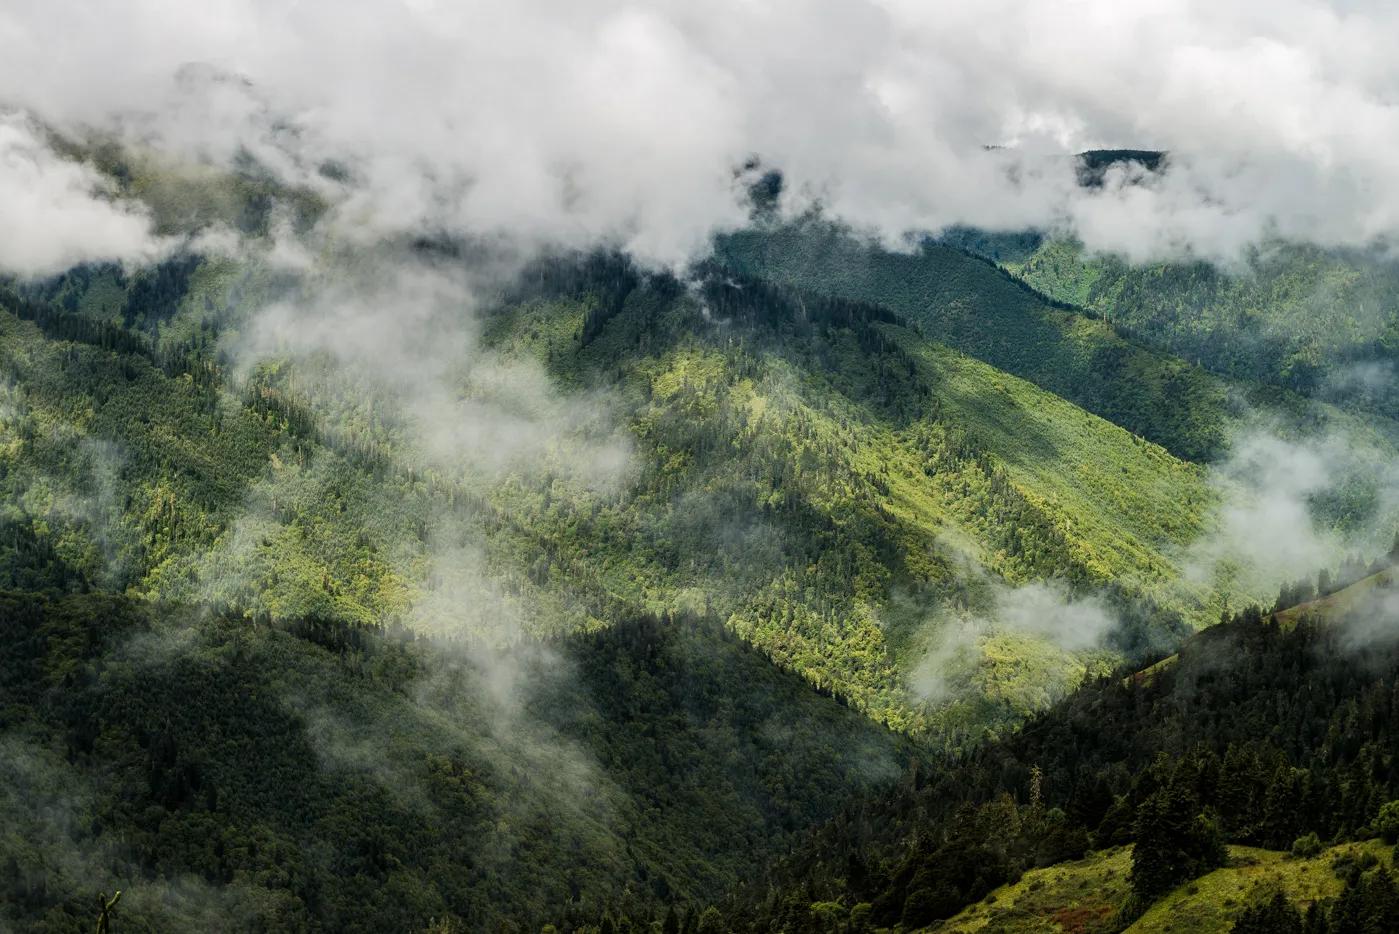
0;592;909;931
677;556;1399;933
1009;237;1399;418
718;223;1399;465
3;153;1399;932
1;230;1222;743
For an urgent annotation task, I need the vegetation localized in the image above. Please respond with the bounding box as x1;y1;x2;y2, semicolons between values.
0;591;909;932
1011;237;1399;419
937;840;1396;934
1;246;1221;739
718;223;1399;467
718;223;1240;462
670;563;1399;933
5;157;1399;931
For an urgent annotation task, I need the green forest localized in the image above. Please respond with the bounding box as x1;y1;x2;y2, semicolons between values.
3;149;1399;934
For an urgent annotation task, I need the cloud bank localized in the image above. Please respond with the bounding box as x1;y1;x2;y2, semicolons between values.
3;1;1399;268
0;112;165;275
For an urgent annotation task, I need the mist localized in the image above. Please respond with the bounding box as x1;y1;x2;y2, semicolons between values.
0;112;166;276
1184;423;1399;603
9;3;1399;929
3;1;1399;273
0;734;272;931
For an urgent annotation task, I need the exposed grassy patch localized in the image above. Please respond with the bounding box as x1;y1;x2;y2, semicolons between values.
940;846;1132;933
937;841;1394;934
1129;841;1392;933
1273;566;1398;629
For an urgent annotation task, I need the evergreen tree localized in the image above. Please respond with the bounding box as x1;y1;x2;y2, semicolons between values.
1130;782;1226;902
1232;891;1302;934
1329;868;1399;934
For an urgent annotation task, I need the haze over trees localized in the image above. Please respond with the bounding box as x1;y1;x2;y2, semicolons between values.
5;2;1399;931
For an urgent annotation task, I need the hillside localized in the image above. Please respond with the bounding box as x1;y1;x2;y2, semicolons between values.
718;224;1238;463
685;561;1399;933
1130;550;1397;686
6;9;1399;934
1;154;1394;934
940;840;1394;934
1012;237;1399;417
717;223;1399;473
1;240;1227;743
0;591;910;932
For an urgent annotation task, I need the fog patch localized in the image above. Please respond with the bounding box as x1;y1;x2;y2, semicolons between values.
0;112;168;276
910;578;1118;705
7;4;1399;268
1185;426;1399;603
1336;575;1399;651
229;250;633;489
0;734;271;932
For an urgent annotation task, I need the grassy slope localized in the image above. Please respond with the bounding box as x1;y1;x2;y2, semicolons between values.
938;841;1393;934
938;846;1134;934
1272;565;1398;629
887;331;1208;592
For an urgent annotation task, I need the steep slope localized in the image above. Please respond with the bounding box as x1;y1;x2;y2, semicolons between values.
717;224;1239;462
717;224;1399;469
1013;237;1399;416
1;251;1216;741
1131;551;1397;686
1273;564;1398;629
693;560;1399;933
0;592;909;932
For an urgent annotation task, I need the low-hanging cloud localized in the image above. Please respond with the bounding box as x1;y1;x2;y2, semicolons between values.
0;112;166;276
2;2;1399;266
1185;425;1399;600
910;576;1119;706
231;249;633;486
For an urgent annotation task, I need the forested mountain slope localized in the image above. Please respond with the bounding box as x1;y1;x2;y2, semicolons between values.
1012;237;1399;417
0;591;910;932
717;224;1399;466
4;155;1396;934
1;241;1219;741
684;558;1399;934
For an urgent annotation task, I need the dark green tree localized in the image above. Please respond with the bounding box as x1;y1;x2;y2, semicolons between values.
96;891;122;934
1130;783;1226;903
1329;868;1399;934
1232;890;1302;934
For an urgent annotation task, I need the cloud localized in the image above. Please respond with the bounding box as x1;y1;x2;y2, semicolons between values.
992;581;1119;652
1338;577;1399;649
229;248;633;486
0;112;166;276
910;577;1119;705
907;414;1399;710
1184;425;1399;598
2;2;1399;265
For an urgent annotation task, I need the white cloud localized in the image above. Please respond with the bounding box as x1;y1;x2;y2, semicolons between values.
1185;425;1399;597
909;578;1119;704
0;112;165;276
2;1;1398;265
